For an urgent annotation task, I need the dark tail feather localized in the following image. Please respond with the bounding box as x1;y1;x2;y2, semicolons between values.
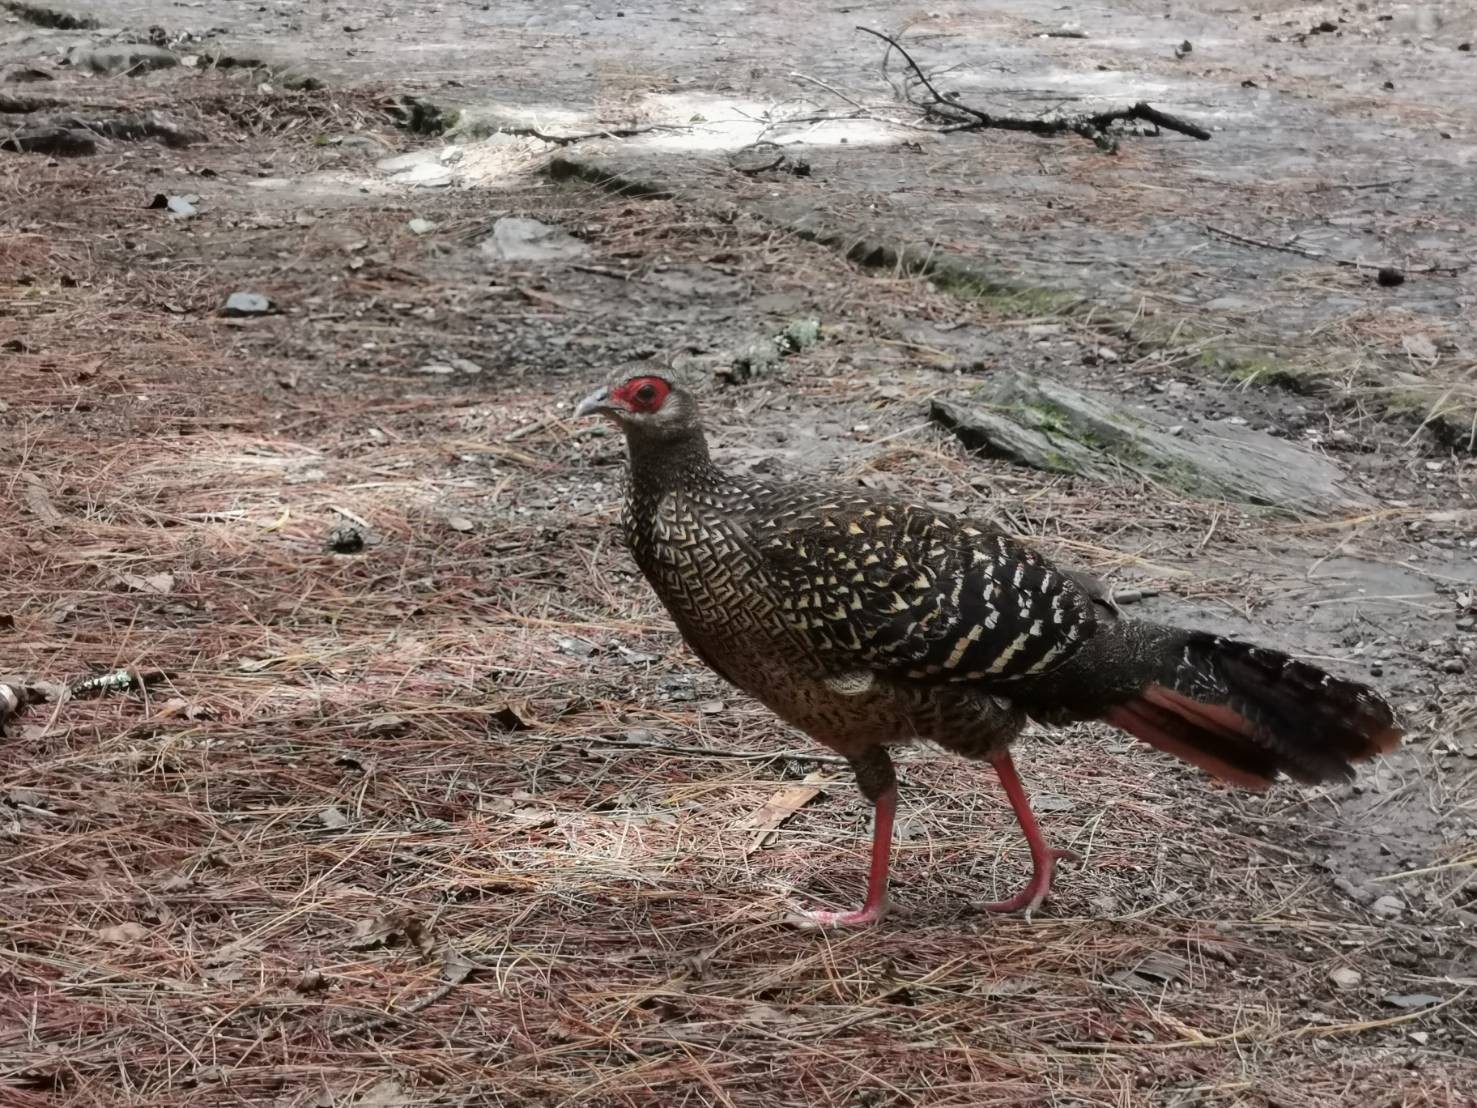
1103;628;1402;789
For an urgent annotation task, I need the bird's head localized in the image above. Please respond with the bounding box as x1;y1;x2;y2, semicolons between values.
574;373;700;442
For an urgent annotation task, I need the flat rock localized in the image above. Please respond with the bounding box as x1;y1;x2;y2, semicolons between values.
377;149;454;188
2;64;55;83
1;126;96;157
930;373;1373;516
481;216;590;262
221;291;274;317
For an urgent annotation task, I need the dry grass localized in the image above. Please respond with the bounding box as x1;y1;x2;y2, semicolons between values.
3;75;1475;1108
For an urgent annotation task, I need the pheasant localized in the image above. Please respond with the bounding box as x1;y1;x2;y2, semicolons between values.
575;373;1403;926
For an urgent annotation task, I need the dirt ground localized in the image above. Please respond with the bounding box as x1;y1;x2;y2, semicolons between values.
3;2;1477;1107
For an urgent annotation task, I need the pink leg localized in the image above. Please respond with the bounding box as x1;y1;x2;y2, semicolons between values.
797;784;896;928
975;751;1070;915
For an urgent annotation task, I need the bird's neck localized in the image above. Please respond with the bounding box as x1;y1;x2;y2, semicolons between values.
625;425;718;497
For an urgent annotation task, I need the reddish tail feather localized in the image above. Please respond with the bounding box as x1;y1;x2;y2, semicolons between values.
1103;630;1402;789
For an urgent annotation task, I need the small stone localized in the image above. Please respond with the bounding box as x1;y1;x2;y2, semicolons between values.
1376;267;1405;287
482;216;591;262
222;291;274;317
294;968;325;992
1096;346;1120;363
1371;895;1404;919
166;195;197;218
444;515;474;533
407;218;438;235
1328;966;1362;990
326;524;365;554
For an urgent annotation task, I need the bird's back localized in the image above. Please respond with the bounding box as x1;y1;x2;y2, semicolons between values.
622;471;1092;752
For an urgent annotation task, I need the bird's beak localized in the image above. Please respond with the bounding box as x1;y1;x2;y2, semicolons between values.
574;385;615;419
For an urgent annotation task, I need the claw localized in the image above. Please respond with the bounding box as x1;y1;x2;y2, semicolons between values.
789;896;890;930
970;754;1072;916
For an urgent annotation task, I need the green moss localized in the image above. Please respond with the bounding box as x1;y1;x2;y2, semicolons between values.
927;266;1082;317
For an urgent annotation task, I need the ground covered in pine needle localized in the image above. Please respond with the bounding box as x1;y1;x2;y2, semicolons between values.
3;65;1477;1108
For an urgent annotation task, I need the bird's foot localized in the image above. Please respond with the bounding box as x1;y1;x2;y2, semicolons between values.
788;896;890;930
972;849;1075;917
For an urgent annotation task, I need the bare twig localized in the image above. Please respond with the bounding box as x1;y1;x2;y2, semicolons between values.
855;26;1212;151
1206;224;1468;277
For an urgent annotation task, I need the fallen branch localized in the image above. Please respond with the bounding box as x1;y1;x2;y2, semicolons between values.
1;125;96;156
71;111;205;148
1206;224;1468;277
329;946;476;1041
856;26;1211;152
2;110;204;155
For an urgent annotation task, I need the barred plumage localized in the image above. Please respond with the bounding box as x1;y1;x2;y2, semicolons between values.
578;374;1404;927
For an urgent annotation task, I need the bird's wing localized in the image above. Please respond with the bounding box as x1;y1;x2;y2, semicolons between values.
749;493;1097;683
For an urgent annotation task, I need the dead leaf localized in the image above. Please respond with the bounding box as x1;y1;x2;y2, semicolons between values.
112;572;175;595
1401;334;1439;364
1384;992;1442;1009
361;714;406;737
318;805;350;830
22;475;62;524
203;935;263;965
155;697;210;720
489;703;531;732
97;921;148;944
1110;951;1190;988
356;1078;410;1107
981;976;1043;998
745;771;829;855
347;911;435;955
1033;792;1075;812
442;947;476;985
7;786;46;808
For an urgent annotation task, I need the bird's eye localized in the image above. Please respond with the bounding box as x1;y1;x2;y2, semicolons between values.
635;384;657;403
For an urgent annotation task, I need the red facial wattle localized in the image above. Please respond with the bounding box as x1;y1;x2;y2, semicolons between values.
614;376;670;413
